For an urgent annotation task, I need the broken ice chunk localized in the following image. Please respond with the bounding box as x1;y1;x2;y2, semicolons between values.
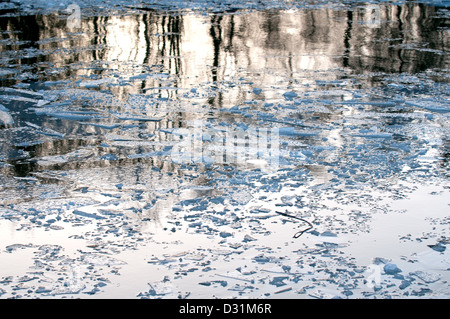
73;210;106;220
399;280;411;290
383;263;402;275
405;101;450;114
36;148;95;166
115;114;161;122
428;242;446;252
253;254;272;264
0;104;13;125
82;254;127;267
79;78;115;88
199;280;227;287
220;231;233;238
243;235;257;243
278;127;318;137
283;91;298;101
34;109;99;121
410;271;441;283
81;122;121;130
35;286;52;294
308;289;336;299
52;283;86;295
0;87;43;97
36;99;50;107
252;88;262;95
269;276;289;287
5;243;33;253
100;153;119;161
139;282;178;298
321;231;337;237
372;257;390;265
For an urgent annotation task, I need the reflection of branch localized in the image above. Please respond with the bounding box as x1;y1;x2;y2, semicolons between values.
275;211;313;238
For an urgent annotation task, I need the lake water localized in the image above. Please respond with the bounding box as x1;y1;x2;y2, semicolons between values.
0;0;449;299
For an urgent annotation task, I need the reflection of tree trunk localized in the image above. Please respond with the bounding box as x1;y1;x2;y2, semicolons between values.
396;6;405;73
225;15;234;52
209;15;222;84
159;15;181;73
209;15;223;107
343;10;353;68
169;15;182;84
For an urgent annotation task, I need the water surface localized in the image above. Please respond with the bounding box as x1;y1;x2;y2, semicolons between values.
0;0;449;299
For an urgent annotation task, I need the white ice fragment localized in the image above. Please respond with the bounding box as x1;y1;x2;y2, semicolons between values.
73;209;105;220
129;74;151;81
140;282;178;298
410;271;441;283
52;283;86;295
41;110;98;121
35;286;52;294
253;88;262;95
0;95;41;104
278;127;318;137
100;153;119;161
428;242;446;252
115;114;161;122
81;254;127;267
81;122;121;129
246;159;269;169
308;289;337;299
40;148;93;165
283;91;298;101
24;122;65;138
351;127;393;139
243;234;257;243
383;263;402;275
0;104;14;125
231;190;253;205
36;100;50;107
405;101;450;113
79;78;114;88
0;87;43;97
321;231;337;237
5;243;33;253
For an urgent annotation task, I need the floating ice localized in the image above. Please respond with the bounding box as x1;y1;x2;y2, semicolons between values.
383;263;402;275
269;276;289;287
410;271;441;284
0;0;449;300
278;127;319;137
428;242;447;252
81;254;127;267
283;91;298;101
399;280;411;290
253;88;262;95
115;114;162;122
79;78;115;88
81;122;122;129
73;209;106;220
34;109;100;121
0;104;13;125
243;235;257;242
321;231;337;237
405;101;450;114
